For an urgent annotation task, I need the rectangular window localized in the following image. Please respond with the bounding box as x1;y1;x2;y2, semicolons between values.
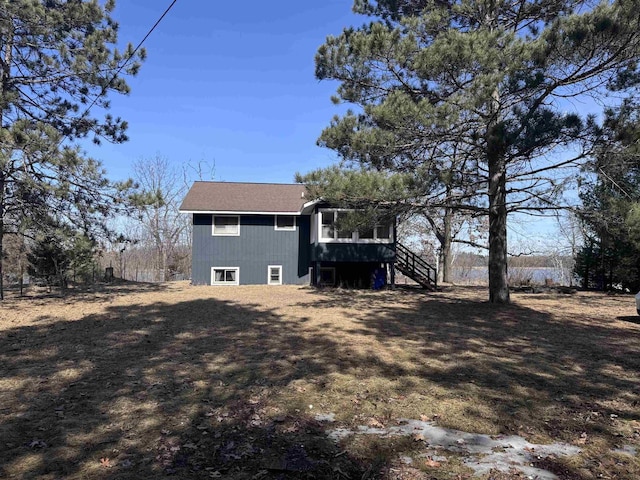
320;210;355;240
375;223;391;240
319;209;391;242
319;267;336;286
213;216;240;236
337;222;353;239
321;211;335;239
211;267;239;285
275;215;296;231
268;265;282;285
359;227;374;240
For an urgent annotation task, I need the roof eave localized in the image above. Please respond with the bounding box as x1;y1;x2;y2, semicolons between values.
179;209;306;215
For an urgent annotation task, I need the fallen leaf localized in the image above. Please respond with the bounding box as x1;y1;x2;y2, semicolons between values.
367;417;384;428
576;432;588;445
423;458;441;468
283;424;299;433
412;433;425;442
100;457;112;468
28;439;47;449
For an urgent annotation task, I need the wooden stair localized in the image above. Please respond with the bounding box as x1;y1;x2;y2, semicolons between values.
394;242;437;290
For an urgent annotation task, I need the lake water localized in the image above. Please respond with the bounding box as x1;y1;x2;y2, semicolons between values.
450;267;574;286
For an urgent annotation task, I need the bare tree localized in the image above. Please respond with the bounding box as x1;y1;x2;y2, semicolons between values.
132;156;190;282
552;211;585;287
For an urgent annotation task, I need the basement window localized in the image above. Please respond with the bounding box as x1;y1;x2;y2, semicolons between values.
211;267;239;285
268;265;282;285
319;267;336;286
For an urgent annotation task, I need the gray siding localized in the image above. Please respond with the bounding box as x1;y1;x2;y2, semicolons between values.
191;214;311;285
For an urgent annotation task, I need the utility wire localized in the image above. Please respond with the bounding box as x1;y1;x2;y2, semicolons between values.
0;1;178;152
81;0;179;117
57;0;179;149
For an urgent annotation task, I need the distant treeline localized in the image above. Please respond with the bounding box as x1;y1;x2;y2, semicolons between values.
454;252;574;269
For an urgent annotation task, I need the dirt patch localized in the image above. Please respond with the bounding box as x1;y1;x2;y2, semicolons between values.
1;282;639;479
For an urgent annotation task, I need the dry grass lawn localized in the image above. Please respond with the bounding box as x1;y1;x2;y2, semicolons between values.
1;282;639;479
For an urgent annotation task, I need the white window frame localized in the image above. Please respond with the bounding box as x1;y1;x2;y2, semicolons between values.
212;215;240;236
211;267;240;285
372;223;393;242
318;209;393;244
319;209;355;242
274;215;296;231
267;265;283;285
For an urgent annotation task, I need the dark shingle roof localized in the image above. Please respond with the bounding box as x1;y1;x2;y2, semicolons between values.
179;181;309;213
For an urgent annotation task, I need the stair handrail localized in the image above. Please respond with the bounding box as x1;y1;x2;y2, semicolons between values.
394;242;437;288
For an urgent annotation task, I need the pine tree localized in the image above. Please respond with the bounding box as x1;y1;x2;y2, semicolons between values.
0;0;145;299
576;99;640;291
27;235;70;291
308;0;640;303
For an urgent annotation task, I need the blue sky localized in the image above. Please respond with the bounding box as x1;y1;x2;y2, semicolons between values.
84;0;602;250
84;0;359;184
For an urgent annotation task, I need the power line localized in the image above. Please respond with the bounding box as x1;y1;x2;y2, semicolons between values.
0;1;180;153
0;0;181;226
81;0;179;117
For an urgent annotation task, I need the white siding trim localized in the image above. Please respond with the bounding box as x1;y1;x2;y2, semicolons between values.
180;210;303;215
310;211;317;244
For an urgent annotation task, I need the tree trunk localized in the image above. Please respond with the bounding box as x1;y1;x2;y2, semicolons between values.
0;174;4;301
161;245;167;282
0;214;4;301
438;206;453;283
486;76;510;304
487;152;510;303
583;245;590;289
0;23;13;301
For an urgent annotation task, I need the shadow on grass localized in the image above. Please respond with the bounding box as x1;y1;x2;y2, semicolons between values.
2;285;639;479
0;291;380;479
298;287;640;432
2;279;172;305
617;315;640;325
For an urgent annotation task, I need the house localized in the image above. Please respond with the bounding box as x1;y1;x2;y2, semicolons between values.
179;181;436;288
